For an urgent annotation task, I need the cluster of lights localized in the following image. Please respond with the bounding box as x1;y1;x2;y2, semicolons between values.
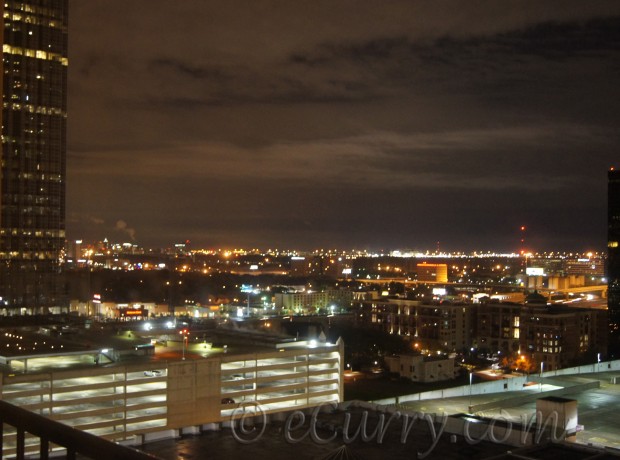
67;240;608;261
2;333;63;353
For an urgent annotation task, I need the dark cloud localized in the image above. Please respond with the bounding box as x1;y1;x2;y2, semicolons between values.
149;58;227;81
67;1;620;251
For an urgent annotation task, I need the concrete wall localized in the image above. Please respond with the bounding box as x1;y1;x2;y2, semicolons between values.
444;415;535;447
372;376;529;405
385;355;456;383
372;359;620;407
471;380;599;413
167;359;221;428
541;360;620;377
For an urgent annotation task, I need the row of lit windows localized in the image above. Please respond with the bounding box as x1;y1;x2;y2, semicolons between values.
0;251;58;259
4;102;65;116
540;347;561;353
1;206;61;215
0;229;65;237
3;168;63;178
537;332;560;339
16;173;63;182
2;193;63;203
3;11;66;29
4;2;65;19
3;44;68;65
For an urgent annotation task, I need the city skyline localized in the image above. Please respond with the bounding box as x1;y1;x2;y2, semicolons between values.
67;1;620;251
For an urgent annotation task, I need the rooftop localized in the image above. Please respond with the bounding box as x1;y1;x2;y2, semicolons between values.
0;319;327;376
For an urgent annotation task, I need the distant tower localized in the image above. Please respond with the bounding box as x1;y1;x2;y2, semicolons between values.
519;225;528;276
608;168;620;334
0;1;68;313
520;226;527;253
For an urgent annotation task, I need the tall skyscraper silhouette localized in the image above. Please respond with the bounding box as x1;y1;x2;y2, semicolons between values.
609;168;620;339
0;1;68;313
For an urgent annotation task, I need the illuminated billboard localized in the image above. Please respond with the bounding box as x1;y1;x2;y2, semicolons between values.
119;307;147;317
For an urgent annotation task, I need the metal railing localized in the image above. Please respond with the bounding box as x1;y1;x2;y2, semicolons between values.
0;400;161;460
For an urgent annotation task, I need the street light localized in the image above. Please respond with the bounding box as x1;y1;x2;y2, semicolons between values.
598;353;601;372
179;329;188;360
469;372;473;413
540;362;544;392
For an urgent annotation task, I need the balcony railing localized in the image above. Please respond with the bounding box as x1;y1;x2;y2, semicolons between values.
0;399;160;460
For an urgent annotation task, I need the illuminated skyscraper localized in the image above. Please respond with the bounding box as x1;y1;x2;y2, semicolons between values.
609;168;620;334
0;1;68;313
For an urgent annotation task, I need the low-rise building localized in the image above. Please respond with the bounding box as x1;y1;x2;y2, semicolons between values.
476;302;522;355
520;302;604;370
416;263;448;283
274;290;352;314
385;354;457;382
358;294;606;370
357;299;474;352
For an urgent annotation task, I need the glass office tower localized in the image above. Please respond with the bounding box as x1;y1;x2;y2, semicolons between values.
0;1;67;313
609;168;620;334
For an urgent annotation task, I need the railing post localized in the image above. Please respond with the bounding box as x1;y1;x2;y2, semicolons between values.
0;400;160;459
40;437;49;460
16;427;25;460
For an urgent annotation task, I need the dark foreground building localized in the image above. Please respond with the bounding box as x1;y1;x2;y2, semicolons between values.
0;1;68;313
609;168;620;351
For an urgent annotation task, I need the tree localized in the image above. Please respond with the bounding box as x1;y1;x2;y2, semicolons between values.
501;353;537;374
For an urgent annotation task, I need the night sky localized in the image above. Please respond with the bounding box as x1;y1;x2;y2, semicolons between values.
67;1;620;252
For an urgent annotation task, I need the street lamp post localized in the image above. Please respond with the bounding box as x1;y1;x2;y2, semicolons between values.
598;353;601;372
540;362;544;392
469;372;473;413
180;329;188;360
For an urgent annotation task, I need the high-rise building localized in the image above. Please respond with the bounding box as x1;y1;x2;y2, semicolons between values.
0;1;68;313
609;168;620;334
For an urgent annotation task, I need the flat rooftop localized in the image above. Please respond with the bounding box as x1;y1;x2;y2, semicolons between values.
0;320;325;376
141;405;512;460
396;371;620;451
0;330;88;357
138;404;620;460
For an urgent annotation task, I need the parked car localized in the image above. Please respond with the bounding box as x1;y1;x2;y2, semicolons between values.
143;370;163;377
